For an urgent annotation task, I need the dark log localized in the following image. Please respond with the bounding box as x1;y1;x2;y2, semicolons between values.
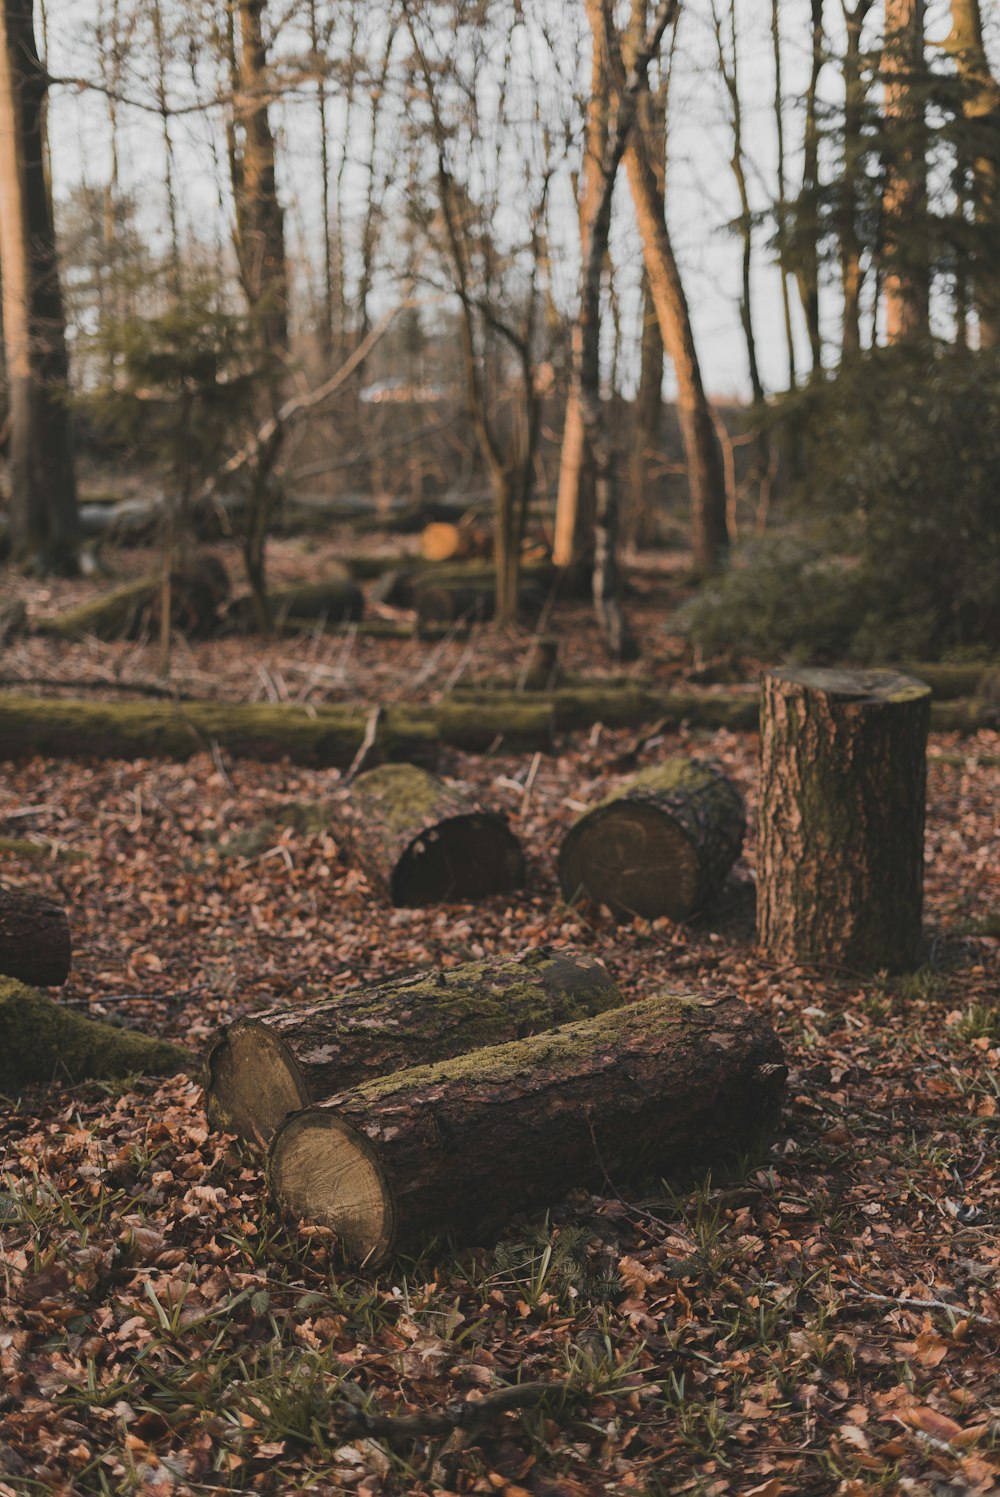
0;977;189;1088
0;598;28;648
757;667;931;971
267;991;787;1265
228;574;364;632
0;887;71;985
558;757;745;921
898;661;998;700
205;948;622;1145
343;763;525;905
35;556;230;641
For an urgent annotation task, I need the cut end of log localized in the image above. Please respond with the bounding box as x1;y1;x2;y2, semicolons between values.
269;1112;394;1266
769;667;932;705
560;803;700;920
393;813;524;905
204;1023;310;1144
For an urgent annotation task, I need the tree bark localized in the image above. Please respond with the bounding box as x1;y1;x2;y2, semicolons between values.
882;0;930;341
944;0;1000;348
757;667;931;971
231;0;288;349
558;757;744;920
0;887;70;985
267;991;787;1265
206;948;622;1146
342;763;525;906
0;0;79;572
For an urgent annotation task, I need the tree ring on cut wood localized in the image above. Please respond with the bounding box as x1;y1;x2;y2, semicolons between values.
205;1024;309;1145
558;757;744;921
270;1112;394;1266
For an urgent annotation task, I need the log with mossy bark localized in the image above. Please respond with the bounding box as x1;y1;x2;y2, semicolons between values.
205;948;622;1146
228;574;364;632
0;978;190;1088
267;991;787;1265
757;667;931;972
342;764;525;905
34;557;231;642
558;758;745;921
0;888;72;986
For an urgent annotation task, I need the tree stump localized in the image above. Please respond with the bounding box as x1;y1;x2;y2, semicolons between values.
0;887;71;986
757;667;931;971
267;991;787;1265
205;948;621;1146
0;978;189;1088
343;763;525;905
558;758;745;920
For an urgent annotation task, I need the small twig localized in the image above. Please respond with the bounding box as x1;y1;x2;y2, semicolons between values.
343;707;382;785
211;741;234;788
339;1379;563;1441
520;751;542;816
845;1276;999;1328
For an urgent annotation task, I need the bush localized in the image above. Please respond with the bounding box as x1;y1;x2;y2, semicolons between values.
687;346;1000;663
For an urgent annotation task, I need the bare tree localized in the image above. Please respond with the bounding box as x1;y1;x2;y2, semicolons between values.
0;0;79;572
881;0;930;340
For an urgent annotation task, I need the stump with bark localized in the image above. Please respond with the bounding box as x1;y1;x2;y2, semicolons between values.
757;667;931;971
558;758;745;920
343;763;525;906
0;977;189;1088
267;990;787;1265
0;887;72;986
205;948;622;1145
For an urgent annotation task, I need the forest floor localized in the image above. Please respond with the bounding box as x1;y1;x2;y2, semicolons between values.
1;537;999;1496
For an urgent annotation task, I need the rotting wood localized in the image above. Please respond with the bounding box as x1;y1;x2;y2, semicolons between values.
558;757;744;920
0;887;72;986
205;948;622;1146
342;763;525;905
267;989;786;1265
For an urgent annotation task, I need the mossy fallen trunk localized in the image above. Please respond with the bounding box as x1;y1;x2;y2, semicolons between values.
898;662;999;701
558;758;745;920
205;948;622;1146
35;558;230;642
229;575;364;632
757;667;931;971
267;991;787;1266
0;888;72;986
342;764;525;905
434;697;557;753
0;978;189;1088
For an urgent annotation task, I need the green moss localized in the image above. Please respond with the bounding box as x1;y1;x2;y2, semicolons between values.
351;764;446;834
35;579;155;641
0;977;190;1089
0;837;84;864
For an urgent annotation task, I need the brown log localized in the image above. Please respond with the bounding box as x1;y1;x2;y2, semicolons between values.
205;948;622;1146
35;556;230;641
267;991;787;1265
342;763;525;906
757;667;931;971
558;757;745;920
0;886;71;986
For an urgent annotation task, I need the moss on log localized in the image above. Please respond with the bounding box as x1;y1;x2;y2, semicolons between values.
0;978;189;1089
0;888;72;985
206;948;622;1146
898;662;998;700
230;574;364;631
558;758;745;920
343;763;525;905
267;991;787;1265
35;558;230;642
757;667;931;971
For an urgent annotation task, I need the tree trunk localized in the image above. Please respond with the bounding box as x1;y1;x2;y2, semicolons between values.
945;0;1000;348
0;0;79;573
840;1;876;356
206;949;623;1146
558;757;744;920
342;763;525;906
0;887;70;985
267;991;787;1265
796;0;825;371
0;976;188;1087
624;133;729;573
757;667;931;971
882;0;930;342
232;0;288;349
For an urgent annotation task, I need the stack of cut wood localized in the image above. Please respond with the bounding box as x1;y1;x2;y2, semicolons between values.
203;948;787;1266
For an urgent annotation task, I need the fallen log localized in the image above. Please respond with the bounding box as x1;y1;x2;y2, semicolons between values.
420;520;491;563
205;948;622;1145
267;991;787;1265
35;557;231;642
757;667;931;971
0;888;72;986
897;661;999;700
342;763;525;905
0;977;189;1088
558;758;745;920
228;574;364;632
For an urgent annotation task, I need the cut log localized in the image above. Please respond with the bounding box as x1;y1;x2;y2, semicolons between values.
205;948;622;1145
0;977;189;1088
558;758;745;921
267;990;787;1265
228;573;364;632
0;888;72;986
757;667;931;971
35;556;231;642
420;521;491;563
343;763;525;905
